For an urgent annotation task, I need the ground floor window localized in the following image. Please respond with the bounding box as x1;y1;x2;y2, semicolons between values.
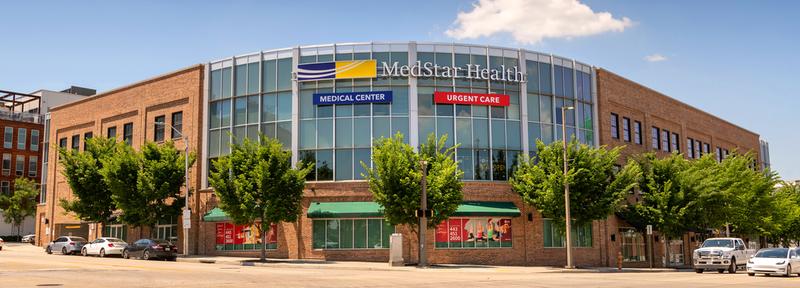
435;218;512;248
156;217;178;242
312;218;394;250
543;219;592;248
104;224;127;240
215;222;278;251
619;227;646;262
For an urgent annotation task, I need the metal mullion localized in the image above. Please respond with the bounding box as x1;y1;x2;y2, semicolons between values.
258;52;263;136
485;47;494;181
549;55;557;142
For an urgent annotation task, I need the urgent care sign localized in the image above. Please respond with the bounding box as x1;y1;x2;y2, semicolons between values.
433;91;510;106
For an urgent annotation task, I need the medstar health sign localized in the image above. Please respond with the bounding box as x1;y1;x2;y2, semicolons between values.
297;60;524;83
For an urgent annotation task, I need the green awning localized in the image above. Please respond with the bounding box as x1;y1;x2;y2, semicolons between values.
452;201;521;217
203;208;230;222
306;201;520;218
307;202;384;218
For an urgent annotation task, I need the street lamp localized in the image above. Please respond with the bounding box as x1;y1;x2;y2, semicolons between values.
155;122;190;257
560;106;575;269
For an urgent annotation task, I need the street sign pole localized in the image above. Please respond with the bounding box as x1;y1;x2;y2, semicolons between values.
647;224;653;269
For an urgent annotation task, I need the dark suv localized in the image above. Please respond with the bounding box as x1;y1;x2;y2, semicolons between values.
123;239;177;261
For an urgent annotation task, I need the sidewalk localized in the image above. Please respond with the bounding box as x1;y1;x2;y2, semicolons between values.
176;254;688;273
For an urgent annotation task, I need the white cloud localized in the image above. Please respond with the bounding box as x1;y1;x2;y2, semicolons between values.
445;0;633;45
644;54;667;62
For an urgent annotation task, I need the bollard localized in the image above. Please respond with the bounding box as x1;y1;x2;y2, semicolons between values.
617;251;623;271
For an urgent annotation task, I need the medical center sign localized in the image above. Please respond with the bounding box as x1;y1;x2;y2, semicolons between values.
296;60;525;83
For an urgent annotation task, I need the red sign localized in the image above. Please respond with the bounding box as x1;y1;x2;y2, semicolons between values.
215;222;277;245
433;91;510;107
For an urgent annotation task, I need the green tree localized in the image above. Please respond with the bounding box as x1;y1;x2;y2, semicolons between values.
103;141;194;239
208;136;310;262
511;139;640;229
57;137;117;231
773;182;800;246
0;178;39;237
714;153;779;237
364;133;464;230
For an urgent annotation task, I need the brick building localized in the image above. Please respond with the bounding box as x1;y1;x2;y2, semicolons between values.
36;42;768;268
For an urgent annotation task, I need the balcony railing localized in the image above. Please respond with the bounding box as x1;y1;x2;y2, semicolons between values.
0;109;43;124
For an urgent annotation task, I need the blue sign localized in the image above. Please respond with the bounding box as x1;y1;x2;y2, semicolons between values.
313;91;393;105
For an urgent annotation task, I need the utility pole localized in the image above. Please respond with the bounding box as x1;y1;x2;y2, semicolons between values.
561;106;575;269
419;159;428;267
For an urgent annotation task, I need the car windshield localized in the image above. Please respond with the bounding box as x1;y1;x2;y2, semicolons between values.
71;237;87;242
755;249;789;258
701;239;733;248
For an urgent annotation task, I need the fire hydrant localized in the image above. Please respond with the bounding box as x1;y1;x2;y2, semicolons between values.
617;251;623;271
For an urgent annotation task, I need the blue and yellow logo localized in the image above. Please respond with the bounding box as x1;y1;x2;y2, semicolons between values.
297;60;377;81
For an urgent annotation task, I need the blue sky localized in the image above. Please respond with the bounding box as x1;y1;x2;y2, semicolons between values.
1;0;797;180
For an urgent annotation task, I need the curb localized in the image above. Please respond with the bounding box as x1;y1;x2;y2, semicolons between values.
176;257;415;272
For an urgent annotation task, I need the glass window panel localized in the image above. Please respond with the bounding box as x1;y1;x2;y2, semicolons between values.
299;90;315;119
277;58;292;91
368;219;382;248
353;118;371;147
474;149;490;180
373;117;390;141
418;117;435;146
492;150;507;180
235;64;247;96
456;118;472;148
472;105;488;118
208;130;220;158
340;219;354;249
418;88;434;116
277;121;291;148
211;69;222;100
313;220;326;249
354;148;371;180
318;105;333;118
391;117;408;141
262;93;277;122
373;103;390;116
317;119;333;148
507;121;521;149
261;122;276;139
473;118;489;148
263;60;276;92
436;104;454;117
540;96;552;123
353;104;370;117
491;120;506;149
248;63;259;95
221;67;232;98
529;122;541;151
300;120;316;149
247;95;259;124
335;105;352;117
436;117;454;147
526;61;540;93
455;104;471;117
541;124;553;145
354;219;367;248
507;150;520;178
326;220;339;249
316;150;333;181
335;149;353;180
564;68;574;98
335;118;353;148
391;86;408;115
457;149;473;180
277;92;291;121
539;63;552;94
234;98;247;125
299;150;316;181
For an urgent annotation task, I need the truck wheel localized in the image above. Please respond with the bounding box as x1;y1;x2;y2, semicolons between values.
695;269;704;273
729;258;737;274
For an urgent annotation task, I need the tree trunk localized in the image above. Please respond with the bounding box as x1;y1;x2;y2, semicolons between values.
260;219;267;262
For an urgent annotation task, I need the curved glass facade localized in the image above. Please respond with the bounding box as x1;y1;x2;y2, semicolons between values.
205;42;596;184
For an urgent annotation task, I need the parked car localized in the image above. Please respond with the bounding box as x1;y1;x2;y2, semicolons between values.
123;239;177;261
46;236;88;255
81;237;128;257
21;234;35;244
0;237;4;251
693;237;754;273
747;248;800;277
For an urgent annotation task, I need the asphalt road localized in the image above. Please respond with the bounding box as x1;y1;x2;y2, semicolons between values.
1;242;799;288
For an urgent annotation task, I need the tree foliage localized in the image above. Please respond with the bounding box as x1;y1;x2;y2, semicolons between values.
510;139;640;228
57;137;117;224
0;178;39;236
365;133;464;229
209;136;310;261
102;141;194;235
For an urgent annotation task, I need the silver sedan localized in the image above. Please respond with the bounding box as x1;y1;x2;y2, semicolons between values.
747;248;800;277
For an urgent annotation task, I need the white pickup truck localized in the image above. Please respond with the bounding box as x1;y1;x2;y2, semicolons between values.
693;237;755;274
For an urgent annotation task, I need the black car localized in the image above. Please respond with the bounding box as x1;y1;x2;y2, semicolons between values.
123;239;177;261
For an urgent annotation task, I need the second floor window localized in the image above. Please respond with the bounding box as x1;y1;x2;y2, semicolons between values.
661;130;669;152
71;135;80;151
154;115;165;142
2;154;10;176
633;121;642;145
31;130;40;151
622;117;630;142
123;123;133;145
15;155;24;176
651;127;660;150
671;133;680;152
171;112;183;139
28;156;37;177
107;126;117;139
687;138;694;158
610;113;619;139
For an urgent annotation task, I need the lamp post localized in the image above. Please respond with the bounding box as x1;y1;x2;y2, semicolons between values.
560;106;575;269
419;159;428;267
155;122;190;257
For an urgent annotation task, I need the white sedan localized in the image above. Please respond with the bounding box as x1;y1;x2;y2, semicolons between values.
0;237;4;251
81;237;128;257
747;248;800;277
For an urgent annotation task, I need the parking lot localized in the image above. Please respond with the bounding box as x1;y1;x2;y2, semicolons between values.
1;242;799;288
